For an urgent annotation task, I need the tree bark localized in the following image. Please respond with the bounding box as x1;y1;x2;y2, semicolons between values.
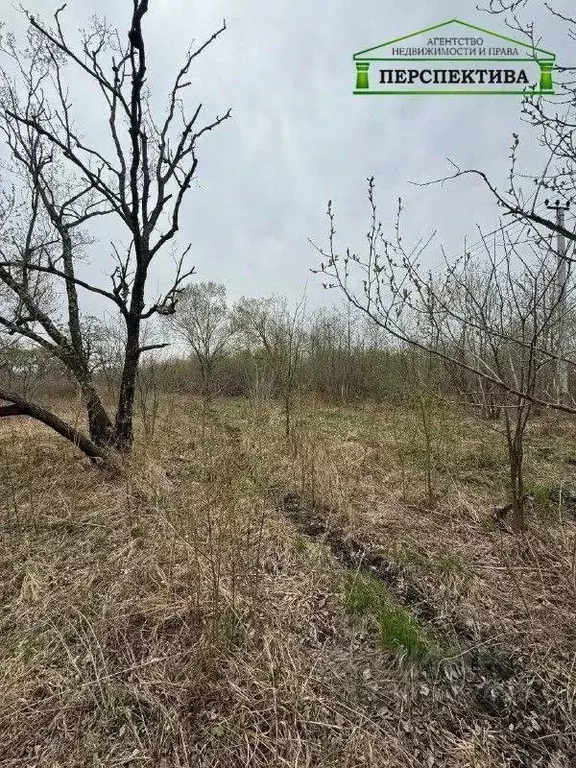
75;372;116;447
113;317;142;452
0;387;120;471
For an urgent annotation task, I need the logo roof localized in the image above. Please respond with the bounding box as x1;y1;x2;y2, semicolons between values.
353;19;555;60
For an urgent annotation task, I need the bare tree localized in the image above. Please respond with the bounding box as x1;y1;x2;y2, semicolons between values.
231;295;307;436
423;1;576;286
0;340;65;400
313;178;574;530
165;281;232;405
0;2;230;467
427;241;563;531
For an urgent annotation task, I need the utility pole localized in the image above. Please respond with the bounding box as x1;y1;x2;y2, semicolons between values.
546;199;570;404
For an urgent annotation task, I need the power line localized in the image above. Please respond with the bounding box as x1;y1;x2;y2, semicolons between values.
422;201;576;280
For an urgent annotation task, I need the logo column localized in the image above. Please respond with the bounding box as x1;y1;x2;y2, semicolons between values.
355;61;370;89
538;60;554;93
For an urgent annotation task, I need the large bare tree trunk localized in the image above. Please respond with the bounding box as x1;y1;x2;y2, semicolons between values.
114;345;140;451
0;387;119;469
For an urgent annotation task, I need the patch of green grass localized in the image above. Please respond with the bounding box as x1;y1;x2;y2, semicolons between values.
292;534;333;565
436;553;470;578
534;445;555;460
480;514;498;533
392;543;430;570
525;481;554;503
523;481;576;520
293;534;309;553
398;443;429;464
343;572;440;664
393;545;472;586
216;608;245;648
454;449;502;474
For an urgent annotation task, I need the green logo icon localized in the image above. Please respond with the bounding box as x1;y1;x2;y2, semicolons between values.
353;19;556;95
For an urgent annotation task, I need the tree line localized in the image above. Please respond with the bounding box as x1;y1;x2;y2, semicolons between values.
1;0;576;531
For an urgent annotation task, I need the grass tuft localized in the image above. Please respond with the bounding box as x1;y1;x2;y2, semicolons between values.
343;571;440;664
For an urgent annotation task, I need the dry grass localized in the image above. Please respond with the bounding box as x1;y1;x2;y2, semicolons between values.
0;395;575;766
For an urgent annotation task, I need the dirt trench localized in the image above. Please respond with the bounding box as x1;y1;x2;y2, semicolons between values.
277;490;574;768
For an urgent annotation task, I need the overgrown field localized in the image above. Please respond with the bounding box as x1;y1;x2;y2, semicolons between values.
0;395;575;767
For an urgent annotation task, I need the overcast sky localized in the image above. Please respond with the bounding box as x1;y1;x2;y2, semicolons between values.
3;0;574;316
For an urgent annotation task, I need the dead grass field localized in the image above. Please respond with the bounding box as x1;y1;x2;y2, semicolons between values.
0;395;575;767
